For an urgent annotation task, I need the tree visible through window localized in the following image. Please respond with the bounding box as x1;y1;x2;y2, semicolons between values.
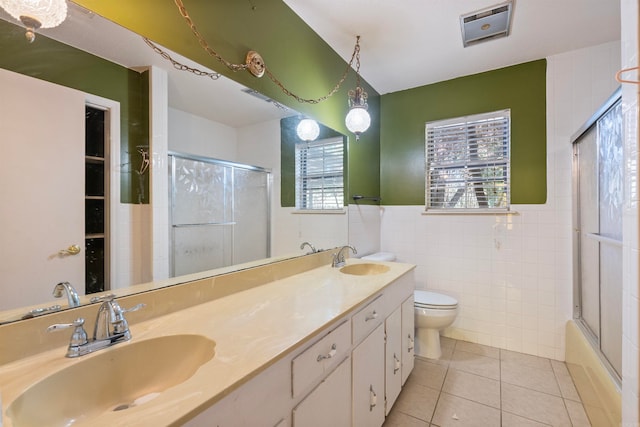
295;136;344;210
425;110;511;210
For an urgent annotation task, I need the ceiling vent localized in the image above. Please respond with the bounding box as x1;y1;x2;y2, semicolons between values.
241;88;290;111
460;1;513;47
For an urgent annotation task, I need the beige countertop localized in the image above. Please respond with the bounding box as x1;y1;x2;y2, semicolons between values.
0;259;414;427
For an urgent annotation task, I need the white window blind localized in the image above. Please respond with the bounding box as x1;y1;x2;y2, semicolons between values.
426;110;510;210
295;136;344;210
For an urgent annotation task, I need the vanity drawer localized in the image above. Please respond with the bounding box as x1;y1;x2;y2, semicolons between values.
291;319;351;397
352;294;384;345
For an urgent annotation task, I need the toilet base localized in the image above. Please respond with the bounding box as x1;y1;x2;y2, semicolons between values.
415;327;442;359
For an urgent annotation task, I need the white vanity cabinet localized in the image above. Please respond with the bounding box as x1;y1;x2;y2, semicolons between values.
352;323;386;427
185;350;292;427
292;357;351;427
184;268;416;427
385;305;403;415
401;295;415;384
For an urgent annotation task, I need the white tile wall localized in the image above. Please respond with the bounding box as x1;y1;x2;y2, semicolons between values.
348;204;382;257
620;0;639;422
379;41;621;361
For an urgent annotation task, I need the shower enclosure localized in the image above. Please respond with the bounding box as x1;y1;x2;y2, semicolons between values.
169;152;271;277
572;88;623;381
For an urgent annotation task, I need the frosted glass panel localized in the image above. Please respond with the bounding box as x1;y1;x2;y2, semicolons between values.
578;130;598;234
580;238;600;337
598;102;623;240
172;157;231;225
173;225;232;276
578;129;599;336
233;168;269;264
600;243;622;376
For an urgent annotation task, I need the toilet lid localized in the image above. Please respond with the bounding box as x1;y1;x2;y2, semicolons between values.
414;290;458;309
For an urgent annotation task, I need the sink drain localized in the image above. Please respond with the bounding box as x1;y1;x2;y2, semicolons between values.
113;404;131;412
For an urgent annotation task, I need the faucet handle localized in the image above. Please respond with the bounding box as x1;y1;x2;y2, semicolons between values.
111;302;145;335
89;293;116;304
47;318;89;347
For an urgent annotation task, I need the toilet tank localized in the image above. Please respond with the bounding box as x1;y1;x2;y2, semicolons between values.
361;252;396;262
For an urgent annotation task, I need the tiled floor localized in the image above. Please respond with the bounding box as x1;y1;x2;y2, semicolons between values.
385;337;591;427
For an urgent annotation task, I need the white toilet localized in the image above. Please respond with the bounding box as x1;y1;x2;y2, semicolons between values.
361;252;459;359
414;290;458;359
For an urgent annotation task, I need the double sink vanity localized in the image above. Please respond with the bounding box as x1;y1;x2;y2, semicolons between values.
0;250;416;426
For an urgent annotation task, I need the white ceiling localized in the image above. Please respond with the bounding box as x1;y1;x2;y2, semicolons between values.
283;0;621;95
1;1;621;125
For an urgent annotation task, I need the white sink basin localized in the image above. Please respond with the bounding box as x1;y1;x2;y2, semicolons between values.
340;263;390;276
7;334;215;427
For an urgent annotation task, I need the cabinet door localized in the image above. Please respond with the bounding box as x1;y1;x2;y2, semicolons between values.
385;306;402;415
292;357;351;427
401;295;415;384
352;324;385;427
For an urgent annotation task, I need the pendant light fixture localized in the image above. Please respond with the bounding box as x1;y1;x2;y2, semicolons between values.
296;118;320;142
345;36;370;141
0;0;67;42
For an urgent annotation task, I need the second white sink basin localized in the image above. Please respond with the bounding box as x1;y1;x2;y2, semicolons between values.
340;263;390;276
7;334;215;427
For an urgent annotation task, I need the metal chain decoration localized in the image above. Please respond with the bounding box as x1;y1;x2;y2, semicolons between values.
173;0;362;104
143;37;221;80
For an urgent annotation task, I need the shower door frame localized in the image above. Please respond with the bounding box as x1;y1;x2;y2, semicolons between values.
168;151;272;277
571;87;622;384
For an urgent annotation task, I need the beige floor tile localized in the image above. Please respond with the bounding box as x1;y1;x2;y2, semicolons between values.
501;360;561;396
393;380;440;422
500;349;552;371
564;399;592;426
450;349;500;380
440;336;456;350
432;392;501;427
501;383;572;427
383;410;430;427
550;360;581;401
408;358;448;391
442;368;501;408
455;340;500;359
501;411;552;426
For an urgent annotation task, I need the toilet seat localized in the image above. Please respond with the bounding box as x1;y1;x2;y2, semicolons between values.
414;290;458;310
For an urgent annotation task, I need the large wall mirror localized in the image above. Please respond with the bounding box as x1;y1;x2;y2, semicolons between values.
0;4;349;323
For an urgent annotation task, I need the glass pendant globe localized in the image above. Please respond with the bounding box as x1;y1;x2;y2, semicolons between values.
345;106;371;139
0;0;67;28
296;118;320;142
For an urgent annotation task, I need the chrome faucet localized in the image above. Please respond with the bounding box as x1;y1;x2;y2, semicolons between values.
52;281;80;308
332;245;357;268
48;296;144;358
300;241;317;254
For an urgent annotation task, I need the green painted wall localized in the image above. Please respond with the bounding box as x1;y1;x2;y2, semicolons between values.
0;19;149;204
380;60;547;205
280;117;347;207
74;0;381;205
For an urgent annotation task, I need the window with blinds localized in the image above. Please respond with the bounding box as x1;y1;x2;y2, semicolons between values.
295;136;344;210
426;110;510;211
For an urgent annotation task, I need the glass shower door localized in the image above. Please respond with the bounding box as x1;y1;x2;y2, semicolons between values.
170;156;233;277
169;154;271;277
573;93;623;379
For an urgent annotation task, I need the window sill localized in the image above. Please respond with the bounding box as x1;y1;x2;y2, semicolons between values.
292;209;346;215
422;209;519;216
